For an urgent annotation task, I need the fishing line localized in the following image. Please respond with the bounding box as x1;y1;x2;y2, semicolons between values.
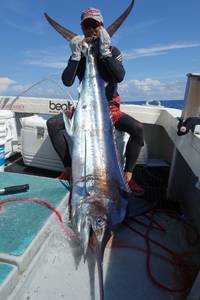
48;77;75;104
8;74;75;108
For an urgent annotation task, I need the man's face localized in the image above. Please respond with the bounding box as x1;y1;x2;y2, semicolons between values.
81;18;101;39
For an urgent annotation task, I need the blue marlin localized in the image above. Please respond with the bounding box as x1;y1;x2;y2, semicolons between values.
45;2;136;299
63;44;129;298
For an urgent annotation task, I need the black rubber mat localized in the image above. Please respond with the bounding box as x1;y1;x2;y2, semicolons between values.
134;166;181;212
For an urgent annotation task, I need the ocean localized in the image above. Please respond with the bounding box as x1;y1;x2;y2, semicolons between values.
122;100;184;110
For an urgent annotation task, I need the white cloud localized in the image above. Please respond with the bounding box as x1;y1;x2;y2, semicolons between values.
119;78;185;100
28;59;66;69
0;77;32;96
0;74;75;99
122;42;200;60
0;77;16;93
133;19;164;32
9;84;30;94
24;48;69;69
0;75;185;100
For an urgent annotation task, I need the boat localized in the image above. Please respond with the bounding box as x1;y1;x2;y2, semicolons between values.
0;73;200;300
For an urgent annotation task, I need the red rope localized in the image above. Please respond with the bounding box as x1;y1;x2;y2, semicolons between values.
124;209;199;294
0;198;63;223
144;214;188;293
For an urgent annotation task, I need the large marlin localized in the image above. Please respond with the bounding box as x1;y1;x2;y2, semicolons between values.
63;44;129;299
45;1;136;299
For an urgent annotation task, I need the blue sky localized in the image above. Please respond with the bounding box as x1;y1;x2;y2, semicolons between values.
0;0;200;101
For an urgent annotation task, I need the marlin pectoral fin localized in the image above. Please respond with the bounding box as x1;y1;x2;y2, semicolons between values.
106;0;136;37
44;12;77;41
62;111;73;137
80;220;91;262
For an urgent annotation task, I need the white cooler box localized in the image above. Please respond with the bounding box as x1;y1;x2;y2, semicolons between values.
21;114;148;172
0;110;19;159
21;115;63;171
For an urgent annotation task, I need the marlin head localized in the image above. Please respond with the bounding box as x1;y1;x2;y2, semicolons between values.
77;191;125;256
78;194;111;261
90;212;111;261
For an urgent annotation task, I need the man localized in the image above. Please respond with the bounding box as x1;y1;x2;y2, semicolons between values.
47;8;144;195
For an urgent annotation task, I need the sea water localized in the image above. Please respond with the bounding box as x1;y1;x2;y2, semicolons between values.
122;99;184;110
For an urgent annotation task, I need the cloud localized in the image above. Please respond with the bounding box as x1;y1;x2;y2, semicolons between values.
133;19;164;32
0;77;16;93
121;19;164;37
122;42;200;60
28;59;66;69
0;77;32;96
0;74;76;99
24;48;69;69
119;78;185;100
9;84;30;94
0;75;185;101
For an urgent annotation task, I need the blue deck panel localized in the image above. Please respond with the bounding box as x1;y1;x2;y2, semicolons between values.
0;173;69;256
0;263;13;285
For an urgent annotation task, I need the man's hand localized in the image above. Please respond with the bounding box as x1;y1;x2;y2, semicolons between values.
70;35;85;61
99;27;112;58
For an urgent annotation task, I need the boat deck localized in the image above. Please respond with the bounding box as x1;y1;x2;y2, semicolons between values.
0;156;200;300
0;170;69;299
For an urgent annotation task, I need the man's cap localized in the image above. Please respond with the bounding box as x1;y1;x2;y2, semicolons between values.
81;8;104;24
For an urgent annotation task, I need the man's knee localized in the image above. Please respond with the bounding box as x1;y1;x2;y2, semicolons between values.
46;117;55;133
47;114;64;133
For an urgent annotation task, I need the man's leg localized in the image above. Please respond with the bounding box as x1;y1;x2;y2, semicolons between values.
47;113;71;179
114;113;144;194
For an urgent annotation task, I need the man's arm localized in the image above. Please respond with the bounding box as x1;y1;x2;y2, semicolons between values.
97;27;125;82
100;47;125;83
62;59;79;86
62;35;85;87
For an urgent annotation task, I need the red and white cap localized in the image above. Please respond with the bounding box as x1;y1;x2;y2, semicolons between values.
81;8;104;24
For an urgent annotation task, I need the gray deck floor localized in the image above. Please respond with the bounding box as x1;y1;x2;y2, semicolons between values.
3;156;200;300
9;212;200;300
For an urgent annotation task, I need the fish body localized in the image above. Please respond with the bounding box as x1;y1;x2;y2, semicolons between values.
63;45;128;299
45;2;140;298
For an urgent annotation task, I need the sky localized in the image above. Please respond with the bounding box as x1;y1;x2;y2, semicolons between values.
0;0;200;101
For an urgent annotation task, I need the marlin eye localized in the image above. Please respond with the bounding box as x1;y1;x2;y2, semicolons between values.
96;217;105;227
